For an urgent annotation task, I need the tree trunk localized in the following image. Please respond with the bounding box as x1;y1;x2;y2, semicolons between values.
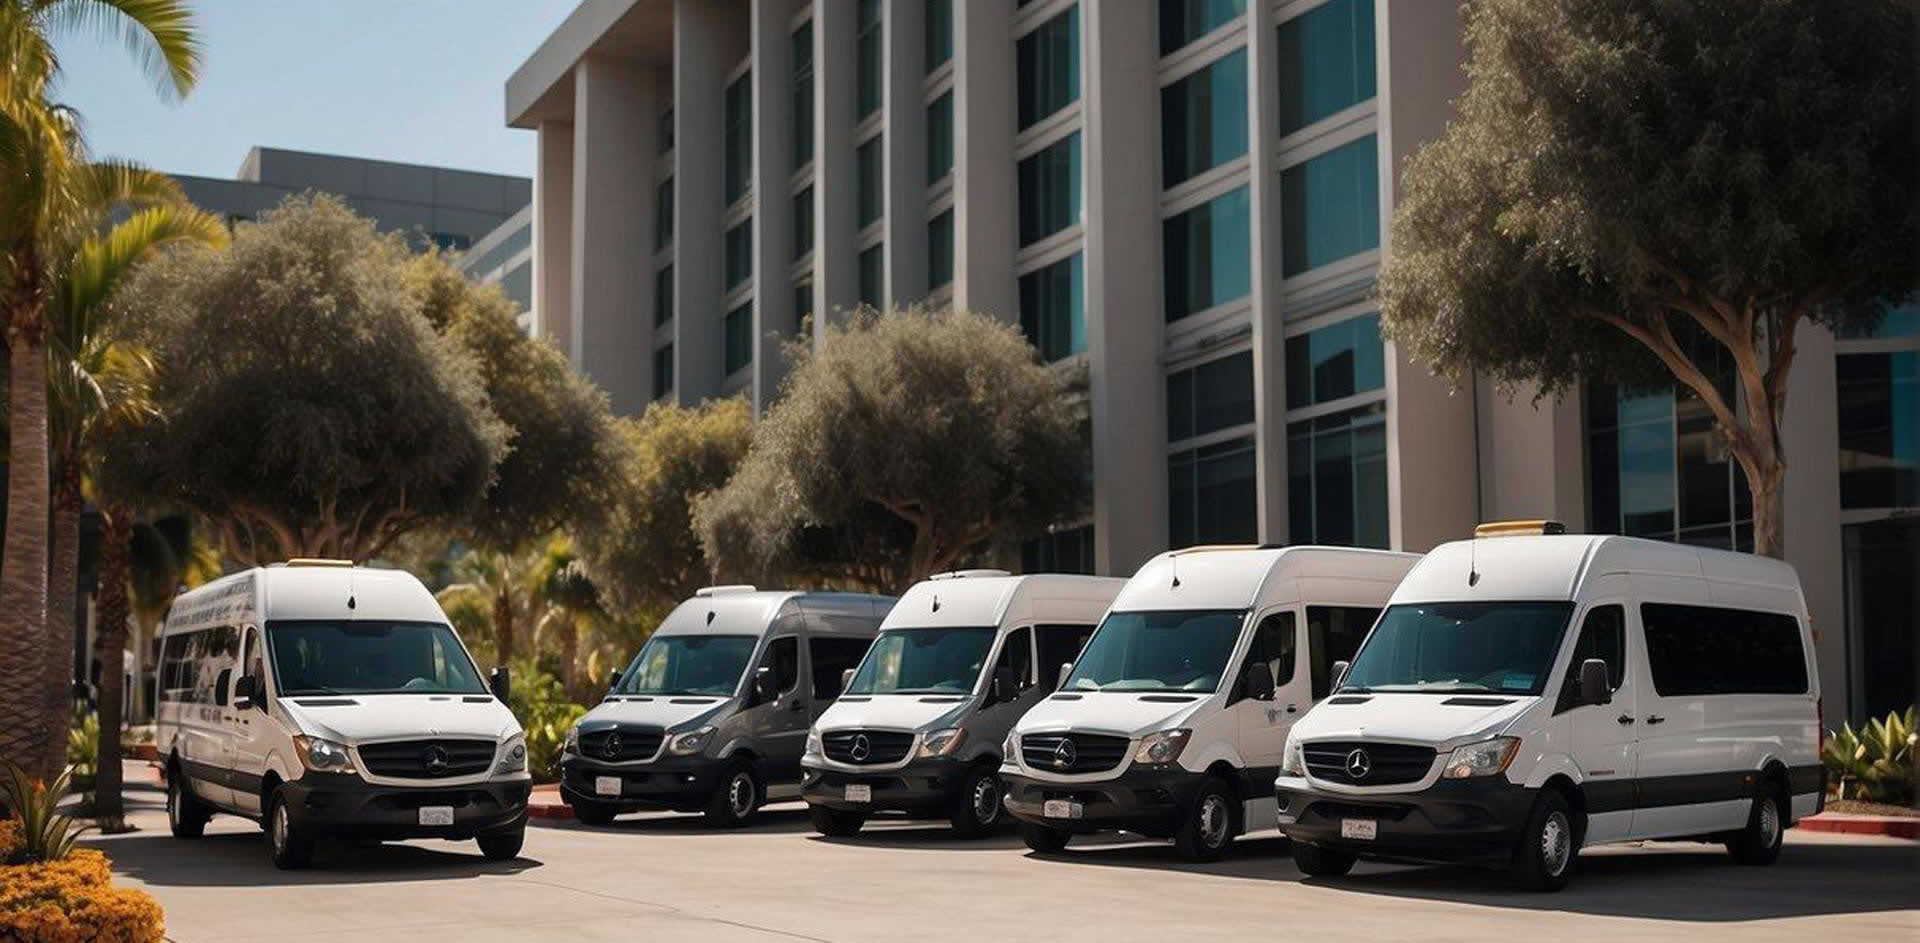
42;483;82;779
560;616;579;696
94;504;134;831
492;581;515;664
0;334;51;773
1743;452;1787;559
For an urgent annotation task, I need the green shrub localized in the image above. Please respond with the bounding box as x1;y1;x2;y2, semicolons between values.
1823;706;1916;804
65;714;98;793
504;659;587;783
0;761;90;865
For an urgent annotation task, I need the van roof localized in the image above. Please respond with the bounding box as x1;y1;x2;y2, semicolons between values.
883;573;1126;630
1393;534;1804;606
1111;546;1422;612
652;590;895;639
163;564;444;634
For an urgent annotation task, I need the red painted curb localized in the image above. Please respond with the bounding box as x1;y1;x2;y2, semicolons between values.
527;786;574;821
1798;814;1918;840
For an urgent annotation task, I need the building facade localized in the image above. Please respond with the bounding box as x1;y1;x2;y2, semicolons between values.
507;0;1914;722
459;205;536;332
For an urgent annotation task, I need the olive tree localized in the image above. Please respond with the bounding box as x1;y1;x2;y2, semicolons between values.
1377;0;1915;557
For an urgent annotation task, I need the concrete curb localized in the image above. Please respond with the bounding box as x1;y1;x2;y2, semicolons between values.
1798;813;1918;840
528;788;574;821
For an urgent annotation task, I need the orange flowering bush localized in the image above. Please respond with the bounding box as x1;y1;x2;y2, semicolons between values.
0;817;22;861
0;849;165;942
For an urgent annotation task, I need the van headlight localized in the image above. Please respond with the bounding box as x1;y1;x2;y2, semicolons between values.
293;735;357;775
563;725;580;756
1003;730;1019;763
805;728;823;757
1282;738;1305;776
917;728;966;758
1133;729;1191;766
1441;737;1521;779
496;735;528;774
668;726;716;756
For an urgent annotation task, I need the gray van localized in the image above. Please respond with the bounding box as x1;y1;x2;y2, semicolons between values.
559;586;892;827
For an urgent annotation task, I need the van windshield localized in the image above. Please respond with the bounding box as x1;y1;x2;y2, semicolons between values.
616;634;758;697
1062;610;1245;693
267;621;486;696
845;627;996;695
1340;602;1574;696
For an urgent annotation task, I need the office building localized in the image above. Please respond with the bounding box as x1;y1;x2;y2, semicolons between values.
459;206;536;332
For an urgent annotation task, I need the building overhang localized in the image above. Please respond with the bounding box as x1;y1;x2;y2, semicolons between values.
506;0;675;128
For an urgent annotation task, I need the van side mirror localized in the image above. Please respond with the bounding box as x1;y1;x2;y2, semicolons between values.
990;665;1019;704
607;669;623;692
840;668;857;694
233;674;256;710
1579;658;1612;706
753;666;777;703
1330;660;1351;691
489;666;511;702
214;668;232;707
1056;662;1074;691
1242;664;1276;702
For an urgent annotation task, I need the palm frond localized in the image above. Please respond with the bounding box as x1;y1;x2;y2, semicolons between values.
48;0;202;101
53;202;227;345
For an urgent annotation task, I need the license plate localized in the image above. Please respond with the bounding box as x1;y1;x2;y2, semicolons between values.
594;775;622;796
418;806;454;826
1340;818;1377;840
1043;799;1084;820
845;784;871;803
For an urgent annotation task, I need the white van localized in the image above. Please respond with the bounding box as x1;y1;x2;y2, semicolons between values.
801;571;1124;837
559;588;893;827
155;560;528;870
1001;546;1419;860
1276;523;1825;891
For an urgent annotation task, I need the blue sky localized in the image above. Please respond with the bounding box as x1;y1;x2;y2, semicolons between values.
54;1;577;181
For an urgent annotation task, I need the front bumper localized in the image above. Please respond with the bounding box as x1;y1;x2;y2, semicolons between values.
800;756;969;814
1002;765;1205;838
1275;773;1537;864
559;753;720;811
280;771;530;840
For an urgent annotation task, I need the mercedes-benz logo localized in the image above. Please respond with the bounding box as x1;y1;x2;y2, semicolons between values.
849;733;872;762
603;732;623;759
1345;748;1372;780
1051;738;1077;769
422;745;449;771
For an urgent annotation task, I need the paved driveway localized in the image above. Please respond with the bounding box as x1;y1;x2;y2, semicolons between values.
87;770;1917;943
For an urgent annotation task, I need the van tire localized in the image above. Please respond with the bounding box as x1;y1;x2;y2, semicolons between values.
1172;776;1238;861
1291;841;1357;877
704;759;762;828
1509;789;1576;892
569;798;618;826
1020;821;1072;854
1726;788;1785;866
948;767;1004;838
808;804;867;837
166;770;209;839
267;789;316;870
476;826;526;861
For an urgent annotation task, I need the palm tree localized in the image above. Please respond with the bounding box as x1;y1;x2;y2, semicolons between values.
534;541;602;700
436;548;546;667
0;0;201;777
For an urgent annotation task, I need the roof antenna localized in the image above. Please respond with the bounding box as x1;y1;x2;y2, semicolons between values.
706;609;716;625
1468;535;1481;587
347;564;357;611
1171;554;1181;589
931;593;941;612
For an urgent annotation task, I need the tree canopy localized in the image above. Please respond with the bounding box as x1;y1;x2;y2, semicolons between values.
695;307;1088;592
1377;0;1915;556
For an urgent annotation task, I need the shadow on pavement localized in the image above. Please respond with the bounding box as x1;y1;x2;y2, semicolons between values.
806;818;1029;851
556;803;817;837
83;829;543;888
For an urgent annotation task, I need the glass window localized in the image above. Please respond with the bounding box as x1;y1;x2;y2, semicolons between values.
858;245;885;307
1036;623;1096;689
927;91;955;184
1168;435;1257;547
655;177;674;251
1018;252;1085;361
847;627;998;694
764;636;801;695
1159;0;1246;55
1285;312;1384;408
994;627;1036;688
653;344;674;400
1839;302;1919;340
1066;609;1246;693
619;634;758;696
1018;131;1082;246
1842;519;1919;722
1163;184;1251;321
1166;350;1254;442
1641;604;1808;696
857;0;883;119
724;72;752;204
724;221;752;290
1587;379;1753;549
793;186;814;259
809;636;872;701
857;136;885;227
928;209;955;289
1276;0;1376;135
1343;602;1575;696
266;621;485;695
1306;605;1378;699
1287;401;1388;548
1555;604;1626;712
926;0;953;70
1235;611;1297;702
654;264;674;326
1838;351;1917;510
242;628;266;694
792;22;814;169
1017;6;1080;130
795;277;814;324
1280;134;1378;276
724;303;753;374
1022;525;1095;576
1161;49;1248;187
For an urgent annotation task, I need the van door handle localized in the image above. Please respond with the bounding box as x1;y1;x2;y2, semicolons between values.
1616;714;1634;725
1285;704;1298;714
1645;714;1666;725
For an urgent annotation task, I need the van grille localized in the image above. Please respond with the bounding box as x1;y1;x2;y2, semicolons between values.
1302;741;1435;786
357;739;496;779
822;730;915;765
1020;733;1130;774
577;726;665;763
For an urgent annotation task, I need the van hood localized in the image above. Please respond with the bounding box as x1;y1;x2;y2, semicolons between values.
1014;692;1210;739
278;694;520;744
1288;692;1537;749
815;695;971;733
577;696;733;732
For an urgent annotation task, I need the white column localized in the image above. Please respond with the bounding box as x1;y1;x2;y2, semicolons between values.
1246;2;1289;543
1780;326;1846;717
951;0;1016;319
534;120;574;352
570;57;658;416
882;0;927;305
1474;381;1587;528
750;0;802;414
674;0;748;403
812;0;860;332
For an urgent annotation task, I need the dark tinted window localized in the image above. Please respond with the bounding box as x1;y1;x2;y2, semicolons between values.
994;627;1035;688
1306;605;1377;699
1166;351;1254;442
1556;604;1626;712
1159;0;1245;55
1640;603;1807;696
808;636;872;701
1036;623;1095;689
268;621;483;695
763;635;801;695
1235;611;1296;701
1016;6;1080;129
1344;602;1573;696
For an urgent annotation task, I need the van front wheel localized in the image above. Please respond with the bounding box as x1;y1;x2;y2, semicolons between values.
1291;841;1357;877
1020;821;1071;854
1172;777;1237;861
808;804;867;837
166;770;209;839
477;826;526;861
704;760;762;828
1509;790;1577;892
267;790;316;870
948;767;1004;838
568;798;618;826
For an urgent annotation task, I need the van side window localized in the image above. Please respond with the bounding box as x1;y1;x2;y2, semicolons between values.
158;632;194;703
763;636;800;695
993;627;1035;688
1235;611;1297;702
1035;624;1093;690
1555;605;1625;712
1307;606;1378;699
244;629;266;691
1640;603;1808;696
808;637;872;700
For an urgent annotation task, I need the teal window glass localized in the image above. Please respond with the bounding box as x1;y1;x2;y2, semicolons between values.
1586;375;1754;551
1159;0;1245;56
1839;302;1920;339
724;72;752;203
1018;253;1086;362
794;186;814;259
928;210;955;289
1017;6;1080;130
1284;313;1384;408
1276;0;1375;135
792;23;814;169
1287;402;1388;548
1166;351;1254;442
653;264;674;326
926;0;953;70
795;277;814;324
858;136;884;227
655;178;674;251
724;221;752;290
1163;185;1251;321
1022;525;1095;575
1161;48;1248;187
1018;132;1081;246
927;92;955;184
857;0;883;119
653;344;674;400
1838;351;1918;510
859;245;885;307
1280;134;1378;276
1170;436;1257;547
724;303;753;375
